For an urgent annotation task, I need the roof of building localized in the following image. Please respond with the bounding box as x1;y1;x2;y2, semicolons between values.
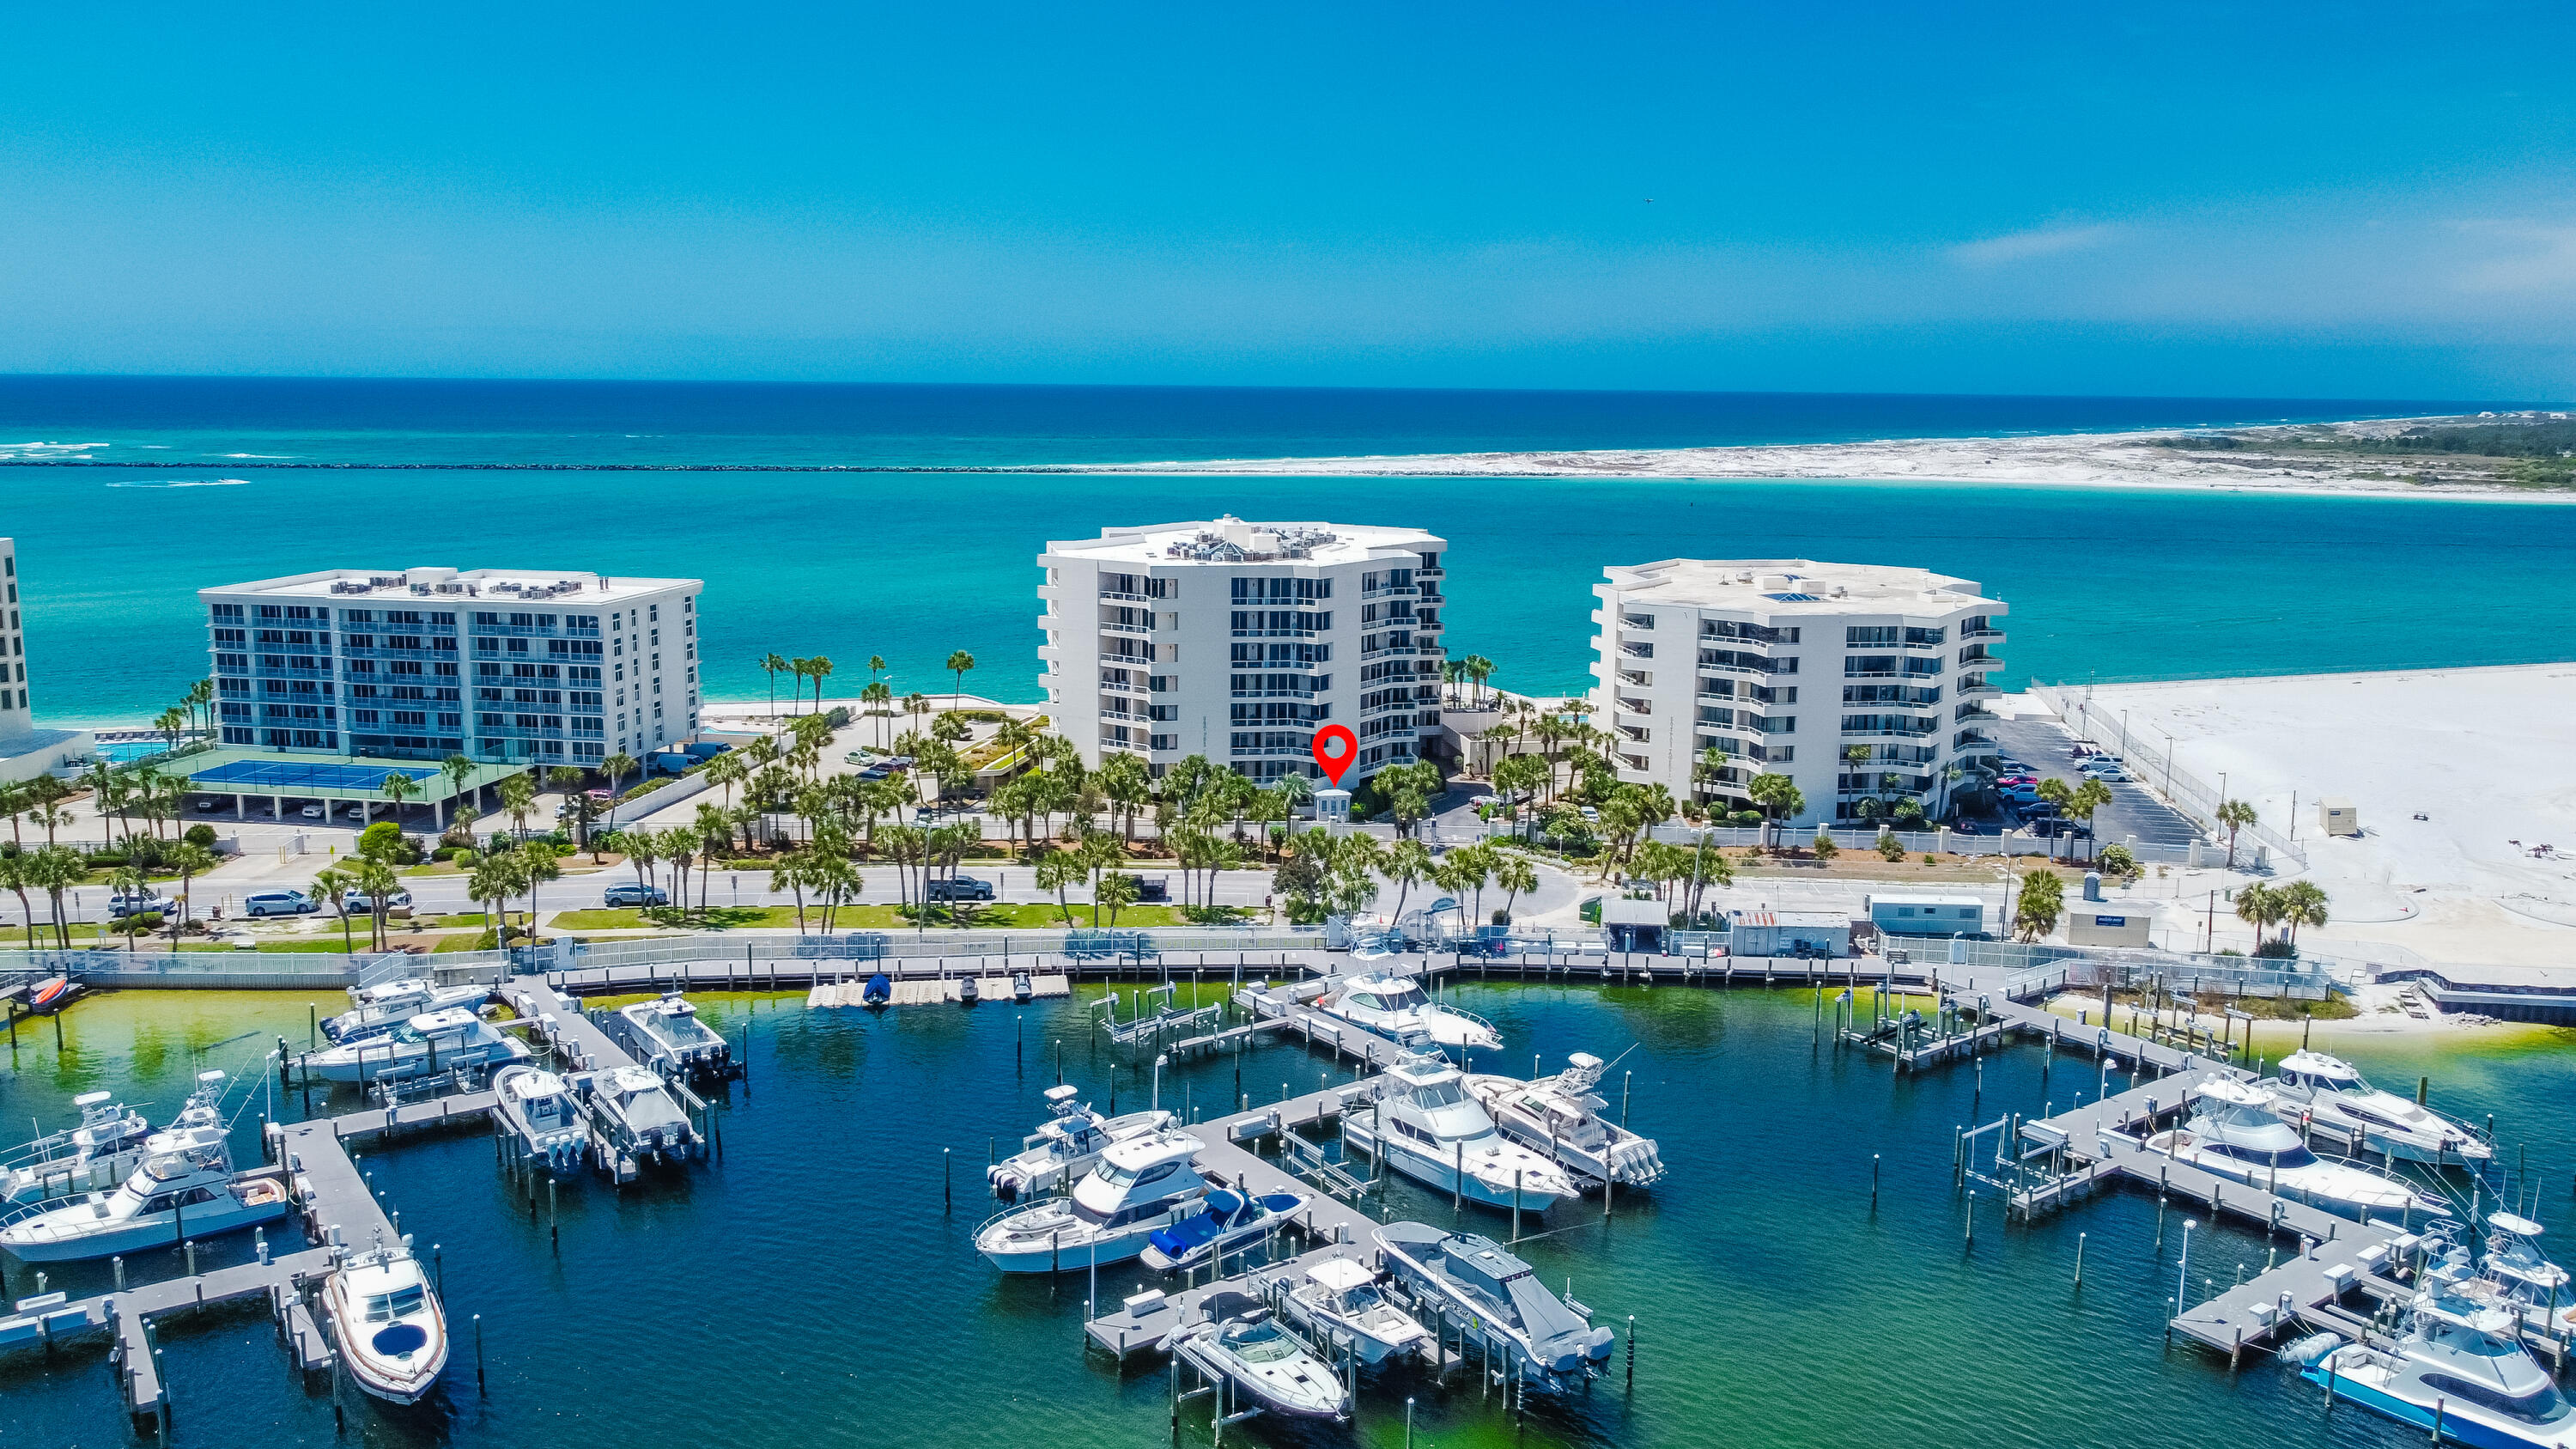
1729;910;1850;928
1044;515;1443;567
1601;558;2002;616
200;567;698;605
1866;894;1988;908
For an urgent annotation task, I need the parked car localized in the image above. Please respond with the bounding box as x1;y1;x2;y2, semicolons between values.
297;803;325;819
342;803;369;820
243;891;319;917
843;749;876;765
1996;755;2027;770
195;797;229;813
1127;874;1170;903
2081;763;2131;782
1997;774;2038;788
604;883;670;907
108;892;179;918
1951;819;1988;835
925;876;995;902
2027;819;2093;840
340;888;416;913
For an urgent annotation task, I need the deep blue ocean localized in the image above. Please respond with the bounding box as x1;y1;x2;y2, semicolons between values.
0;374;2565;724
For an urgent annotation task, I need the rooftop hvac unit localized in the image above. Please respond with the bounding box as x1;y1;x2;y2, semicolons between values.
434;582;465;594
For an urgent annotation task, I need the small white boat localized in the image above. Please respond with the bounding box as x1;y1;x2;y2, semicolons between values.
1464;1051;1666;1189
3;1091;155;1203
1274;1257;1429;1365
1140;1186;1305;1273
616;991;737;1080
491;1064;587;1172
1165;1292;1349;1422
322;1236;450;1405
299;1008;526;1085
959;975;981;1005
2296;1277;2576;1446
1373;1221;1615;1391
586;1065;700;1176
1315;970;1499;1053
975;1132;1208;1274
324;978;490;1045
2267;1050;2493;1166
987;1083;1175;1203
2138;1079;2442;1218
1012;971;1033;1003
1343;1054;1577;1211
0;1075;292;1263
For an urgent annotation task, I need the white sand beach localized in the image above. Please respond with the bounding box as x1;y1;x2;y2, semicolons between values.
1068;416;2576;501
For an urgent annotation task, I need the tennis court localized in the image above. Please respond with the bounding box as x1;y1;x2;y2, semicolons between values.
191;759;443;793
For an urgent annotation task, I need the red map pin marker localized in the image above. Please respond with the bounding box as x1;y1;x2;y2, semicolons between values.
1311;724;1358;785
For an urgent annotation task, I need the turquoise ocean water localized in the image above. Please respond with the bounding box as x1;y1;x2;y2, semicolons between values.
0;377;2567;723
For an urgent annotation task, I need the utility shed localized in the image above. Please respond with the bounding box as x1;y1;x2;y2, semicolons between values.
1864;894;1986;937
1728;910;1850;958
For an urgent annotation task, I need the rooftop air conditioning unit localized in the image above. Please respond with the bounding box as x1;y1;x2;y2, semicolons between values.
1758;574;1792;591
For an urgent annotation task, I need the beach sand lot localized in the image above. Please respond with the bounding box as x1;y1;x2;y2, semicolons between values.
2063;665;2576;966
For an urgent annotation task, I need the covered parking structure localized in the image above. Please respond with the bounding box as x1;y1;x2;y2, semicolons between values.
179;749;529;828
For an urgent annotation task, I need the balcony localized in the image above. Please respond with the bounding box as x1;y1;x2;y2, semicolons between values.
1098;588;1155;603
1413;564;1443;578
1842;723;1939;739
1100;620;1156;639
468;622;562;638
1231;686;1317;700
1234;626;1320;639
1619;643;1654;660
1099;707;1142;724
477;723;566;740
1959;627;2005;642
1360;582;1417;600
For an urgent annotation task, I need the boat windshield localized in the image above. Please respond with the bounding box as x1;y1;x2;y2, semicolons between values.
366;1285;427;1323
1382;984;1429;1011
1410;1081;1465;1111
1220;1320;1303;1364
2200;1141;2318;1169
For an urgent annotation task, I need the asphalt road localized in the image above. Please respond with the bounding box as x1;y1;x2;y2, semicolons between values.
1984;715;2202;853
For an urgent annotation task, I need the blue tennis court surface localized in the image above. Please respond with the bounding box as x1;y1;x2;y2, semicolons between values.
191;759;441;792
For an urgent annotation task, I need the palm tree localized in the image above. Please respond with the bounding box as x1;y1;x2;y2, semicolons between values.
466;852;526;947
2215;799;2258;868
707;752;749;812
186;678;215;740
105;865;150;950
759;652;789;721
2279;880;2330;947
0;848;38;948
167;842;217;941
1033;845;1084;924
351;856;402;951
622;829;661;901
524;846;563;931
945;651;975;711
1095;869;1138;926
380;770;424;825
601;750;637;805
440;752;478;821
1382;837;1432;921
154;707;186;756
2233;880;2281;948
28;802;71;850
1493;853;1538;924
498;773;538;837
31;846;82;947
1463;654;1496;709
808;655;835;712
0;779;26;851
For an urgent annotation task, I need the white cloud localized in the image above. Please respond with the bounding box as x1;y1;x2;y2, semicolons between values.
2449;222;2576;295
1947;223;2123;267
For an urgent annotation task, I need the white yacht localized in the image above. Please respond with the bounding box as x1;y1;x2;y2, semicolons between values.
2476;1213;2575;1332
491;1064;588;1172
0;1077;292;1263
2266;1050;2493;1166
975;1132;1209;1274
616;992;737;1080
1165;1293;1349;1422
1140;1186;1305;1273
1274;1257;1429;1365
1463;1051;1666;1190
3;1091;154;1203
1373;1221;1615;1391
2297;1278;2576;1446
299;1008;526;1085
322;1236;450;1405
586;1065;700;1175
986;1083;1175;1203
324;978;491;1046
2137;1079;2441;1218
1343;1055;1577;1211
1314;971;1500;1053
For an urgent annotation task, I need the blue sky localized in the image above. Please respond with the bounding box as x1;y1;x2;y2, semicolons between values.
4;2;2572;399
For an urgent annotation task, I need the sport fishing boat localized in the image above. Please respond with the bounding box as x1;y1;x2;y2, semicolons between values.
322;1235;450;1405
585;1065;700;1178
2265;1050;2493;1166
323;978;491;1045
1274;1257;1429;1365
1140;1186;1305;1273
1342;1054;1577;1211
3;1091;154;1204
1373;1221;1615;1391
2136;1078;2442;1218
1163;1292;1349;1422
975;1131;1208;1274
491;1064;587;1172
616;991;738;1081
1313;970;1499;1053
2293;1278;2576;1446
986;1083;1174;1203
298;1008;526;1085
1463;1050;1666;1190
2481;1213;2576;1330
0;1075;292;1263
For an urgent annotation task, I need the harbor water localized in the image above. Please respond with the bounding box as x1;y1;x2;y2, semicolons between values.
2;980;2567;1448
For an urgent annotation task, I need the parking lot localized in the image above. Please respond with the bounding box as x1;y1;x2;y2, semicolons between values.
1984;714;2203;854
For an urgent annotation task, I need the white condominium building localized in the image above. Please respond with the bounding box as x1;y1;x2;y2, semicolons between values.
1038;516;1449;782
0;539;31;738
198;567;704;766
1589;559;2006;825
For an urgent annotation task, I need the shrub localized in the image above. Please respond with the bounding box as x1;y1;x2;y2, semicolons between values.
825;706;855;728
2096;843;2139;878
184;824;218;849
620;778;671;801
2253;939;2299;959
119;911;163;931
1875;831;1905;862
1921;853;1938;867
88;852;128;868
1810;829;1839;861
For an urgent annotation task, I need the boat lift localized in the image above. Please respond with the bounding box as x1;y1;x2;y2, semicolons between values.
1095;985;1221;1049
